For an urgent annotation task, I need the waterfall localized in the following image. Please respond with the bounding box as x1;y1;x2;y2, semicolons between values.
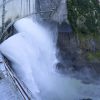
0;18;100;100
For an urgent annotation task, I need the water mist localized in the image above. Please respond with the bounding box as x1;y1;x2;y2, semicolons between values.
0;18;100;100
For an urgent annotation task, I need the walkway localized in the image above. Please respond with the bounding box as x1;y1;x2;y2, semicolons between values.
0;77;23;100
0;54;24;100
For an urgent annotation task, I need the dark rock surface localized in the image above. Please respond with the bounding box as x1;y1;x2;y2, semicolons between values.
80;98;92;100
0;70;5;79
56;25;100;83
36;0;68;23
36;0;60;19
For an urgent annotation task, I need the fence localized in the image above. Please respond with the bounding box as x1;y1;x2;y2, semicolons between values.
3;56;35;100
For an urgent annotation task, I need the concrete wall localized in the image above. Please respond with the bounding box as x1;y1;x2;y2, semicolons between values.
0;0;35;32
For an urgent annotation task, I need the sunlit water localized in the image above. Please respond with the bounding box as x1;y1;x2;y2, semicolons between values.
0;18;100;100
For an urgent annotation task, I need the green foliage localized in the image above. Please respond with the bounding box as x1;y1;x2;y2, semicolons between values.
67;0;100;34
87;52;95;61
87;51;100;61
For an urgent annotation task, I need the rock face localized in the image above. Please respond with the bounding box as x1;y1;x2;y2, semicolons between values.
37;0;100;82
0;71;5;79
80;99;92;100
56;22;100;83
36;0;68;23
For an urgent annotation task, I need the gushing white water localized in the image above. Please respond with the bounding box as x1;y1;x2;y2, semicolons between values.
0;18;100;100
0;34;40;96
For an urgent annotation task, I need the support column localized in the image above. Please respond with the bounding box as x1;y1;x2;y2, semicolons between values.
2;0;6;33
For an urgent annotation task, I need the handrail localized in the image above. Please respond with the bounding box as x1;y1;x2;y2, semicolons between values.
3;57;35;100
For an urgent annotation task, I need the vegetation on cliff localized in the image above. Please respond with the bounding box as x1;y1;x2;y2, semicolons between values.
67;0;100;35
67;0;100;62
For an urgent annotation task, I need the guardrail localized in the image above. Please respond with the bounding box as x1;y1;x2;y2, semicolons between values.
3;57;35;100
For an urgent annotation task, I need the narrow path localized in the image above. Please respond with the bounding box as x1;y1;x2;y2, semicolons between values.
0;53;24;100
0;77;24;100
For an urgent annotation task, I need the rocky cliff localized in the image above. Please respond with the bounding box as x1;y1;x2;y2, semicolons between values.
56;0;100;83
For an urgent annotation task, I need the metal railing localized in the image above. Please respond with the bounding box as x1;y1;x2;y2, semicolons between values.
2;57;35;100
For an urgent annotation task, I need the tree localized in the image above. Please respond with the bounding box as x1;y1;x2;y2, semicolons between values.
67;0;100;34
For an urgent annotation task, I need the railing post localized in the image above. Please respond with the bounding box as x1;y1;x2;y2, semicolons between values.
2;0;6;33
